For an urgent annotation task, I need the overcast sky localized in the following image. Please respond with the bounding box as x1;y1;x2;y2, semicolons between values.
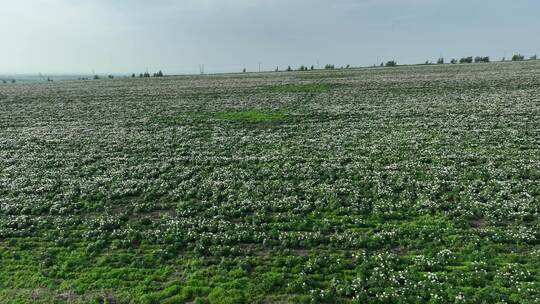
1;0;539;74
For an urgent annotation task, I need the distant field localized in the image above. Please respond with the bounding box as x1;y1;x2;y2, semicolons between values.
0;62;539;303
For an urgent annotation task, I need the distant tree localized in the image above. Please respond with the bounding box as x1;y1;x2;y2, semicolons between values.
275;66;279;72
11;79;16;83
310;65;314;70
108;75;114;79
425;61;430;65
530;54;537;60
2;80;6;84
474;56;490;63
346;64;350;69
242;68;246;73
385;60;397;67
459;56;473;64
437;57;444;64
143;72;151;77
93;75;100;80
154;70;164;77
131;73;136;78
512;54;525;61
450;59;457;64
286;65;292;72
324;64;335;69
47;77;53;82
298;65;308;71
502;57;506;62
139;73;144;78
380;62;384;67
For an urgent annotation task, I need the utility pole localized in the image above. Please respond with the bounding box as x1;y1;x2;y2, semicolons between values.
258;62;261;73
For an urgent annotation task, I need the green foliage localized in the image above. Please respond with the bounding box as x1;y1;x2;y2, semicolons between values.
270;83;336;93
475;56;490;63
385;60;397;67
437;57;444;64
208;287;245;304
460;56;473;63
214;110;286;123
512;54;525;61
1;62;540;303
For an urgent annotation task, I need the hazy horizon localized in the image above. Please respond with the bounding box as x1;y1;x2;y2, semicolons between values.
2;0;539;75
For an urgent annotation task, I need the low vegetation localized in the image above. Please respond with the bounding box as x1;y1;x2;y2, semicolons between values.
1;60;539;303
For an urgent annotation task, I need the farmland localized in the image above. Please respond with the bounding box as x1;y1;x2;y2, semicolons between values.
0;61;539;303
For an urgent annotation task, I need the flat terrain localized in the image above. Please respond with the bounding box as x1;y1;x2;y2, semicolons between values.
0;62;539;303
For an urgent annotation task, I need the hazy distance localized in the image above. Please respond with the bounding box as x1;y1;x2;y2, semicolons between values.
1;0;539;75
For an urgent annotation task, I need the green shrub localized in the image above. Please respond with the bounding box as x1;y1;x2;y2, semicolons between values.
512;54;525;61
459;56;473;63
475;56;490;63
208;287;244;304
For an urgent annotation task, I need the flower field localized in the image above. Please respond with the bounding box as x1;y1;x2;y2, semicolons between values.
0;61;539;303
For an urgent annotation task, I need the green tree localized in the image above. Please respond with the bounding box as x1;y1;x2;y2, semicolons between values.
512;54;525;61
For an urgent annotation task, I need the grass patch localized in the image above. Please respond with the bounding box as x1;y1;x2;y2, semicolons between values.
270;83;336;93
214;110;287;123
